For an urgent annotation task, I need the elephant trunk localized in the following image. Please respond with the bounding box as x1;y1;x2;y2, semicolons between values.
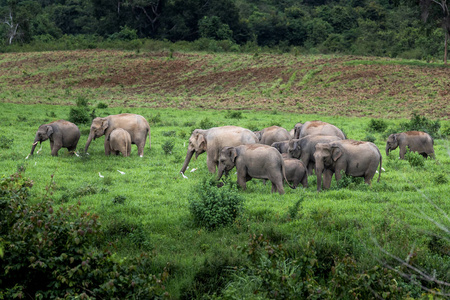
30;139;39;155
315;161;324;192
217;165;227;181
385;145;390;157
180;149;194;174
85;133;94;153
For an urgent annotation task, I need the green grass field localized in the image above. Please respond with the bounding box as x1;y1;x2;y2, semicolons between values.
1;50;449;298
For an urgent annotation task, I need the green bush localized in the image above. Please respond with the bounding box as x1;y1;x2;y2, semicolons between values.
162;140;174;155
367;118;388;133
363;133;376;143
405;150;425;167
198;117;215;129
225;110;243;119
68;96;92;124
0;170;169;299
189;177;244;230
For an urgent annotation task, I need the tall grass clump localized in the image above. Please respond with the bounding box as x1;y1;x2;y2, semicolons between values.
189;177;244;230
68;96;95;125
367;118;388;133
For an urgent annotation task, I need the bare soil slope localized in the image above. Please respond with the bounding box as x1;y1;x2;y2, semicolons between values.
1;49;448;119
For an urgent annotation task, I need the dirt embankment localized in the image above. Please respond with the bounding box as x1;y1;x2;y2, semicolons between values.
0;50;448;119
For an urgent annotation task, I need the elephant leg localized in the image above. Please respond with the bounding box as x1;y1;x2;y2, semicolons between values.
206;153;217;173
237;174;247;191
399;146;406;159
104;140;111;155
301;174;308;188
137;141;144;157
274;180;285;195
307;161;314;176
51;142;62;156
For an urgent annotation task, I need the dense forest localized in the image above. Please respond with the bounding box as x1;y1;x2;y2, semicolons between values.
0;0;449;60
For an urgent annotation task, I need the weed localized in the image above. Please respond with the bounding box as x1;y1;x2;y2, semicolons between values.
367;118;387;133
0;136;14;149
149;112;161;124
198;117;214;129
162;140;174;155
434;173;448;185
97;102;108;109
337;170;364;189
113;195;127;204
405;150;425;167
363;134;376;143
162;130;176;137
189;177;244;230
225;110;243;119
287;197;304;220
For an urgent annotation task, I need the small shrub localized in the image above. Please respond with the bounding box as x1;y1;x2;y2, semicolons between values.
363;134;376;143
162;140;174;155
162;130;176;137
225;110;243;119
0;135;14;149
46;111;57;118
97;102;108;109
149;112;161;125
367;118;387;132
405;150;425;167
68;96;92;124
337;170;364;189
287;197;304;220
183;121;196;127
178;130;188;139
189;177;244;230
441;123;450;137
113;195;127;204
434;173;448;185
198;117;214;129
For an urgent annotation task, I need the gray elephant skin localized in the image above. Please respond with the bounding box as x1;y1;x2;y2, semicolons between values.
30;120;80;156
294;121;346;139
314;140;382;192
180;126;258;174
84;113;150;157
288;135;342;175
283;158;308;188
107;128;131;157
386;131;435;159
254;126;291;145
217;144;293;195
271;140;290;154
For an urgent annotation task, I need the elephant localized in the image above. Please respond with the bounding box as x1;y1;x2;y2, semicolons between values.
29;120;80;156
107;128;131;157
84;113;150;157
180;126;258;174
271;140;290;154
314;140;382;192
294;121;346;140
217;144;293;195
283;158;308;189
254;126;291;145
288;135;343;175
386;131;435;159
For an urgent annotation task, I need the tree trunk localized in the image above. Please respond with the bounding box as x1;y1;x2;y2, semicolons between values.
445;31;448;64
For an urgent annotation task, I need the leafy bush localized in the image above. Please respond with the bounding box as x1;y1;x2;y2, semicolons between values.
162;140;174;155
162;130;176;137
108;26;138;41
0;170;169;298
405;150;425;167
68;96;92;124
112;195;127;204
198;117;214;129
441;123;450;137
225;110;243;119
367;118;388;132
0;135;14;149
189;177;244;230
363;133;376;143
97;102;108;109
434;173;448;185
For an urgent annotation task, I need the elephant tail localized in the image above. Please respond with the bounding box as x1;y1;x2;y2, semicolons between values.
281;159;295;190
148;127;151;149
377;151;382;183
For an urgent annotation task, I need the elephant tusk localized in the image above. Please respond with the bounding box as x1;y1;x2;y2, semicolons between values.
190;168;197;173
181;172;188;179
381;167;386;172
75;152;80;157
25;154;30;159
117;170;125;175
32;141;38;146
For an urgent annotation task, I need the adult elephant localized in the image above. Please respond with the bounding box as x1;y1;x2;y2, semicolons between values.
29;120;80;157
84;113;150;157
107;128;131;157
294;121;346;140
314;140;382;192
254;126;291;145
288;135;343;175
217;144;293;195
386;131;435;159
180;126;258;174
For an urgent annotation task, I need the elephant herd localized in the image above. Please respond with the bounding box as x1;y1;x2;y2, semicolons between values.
29;114;435;194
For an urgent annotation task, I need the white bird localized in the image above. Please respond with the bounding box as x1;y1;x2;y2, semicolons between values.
99;172;104;178
34;162;37;166
117;170;125;175
190;168;197;173
181;172;188;179
381;167;386;172
184;142;186;147
75;152;80;157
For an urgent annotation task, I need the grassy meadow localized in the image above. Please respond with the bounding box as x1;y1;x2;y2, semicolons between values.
1;50;449;298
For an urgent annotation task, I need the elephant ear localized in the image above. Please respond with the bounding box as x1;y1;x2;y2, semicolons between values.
46;125;54;137
229;148;237;164
331;146;342;161
101;119;109;132
197;134;207;151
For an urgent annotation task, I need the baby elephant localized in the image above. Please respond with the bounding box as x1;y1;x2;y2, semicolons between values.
29;120;80;156
386;131;435;159
107;128;131;156
283;158;308;189
217;144;293;195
